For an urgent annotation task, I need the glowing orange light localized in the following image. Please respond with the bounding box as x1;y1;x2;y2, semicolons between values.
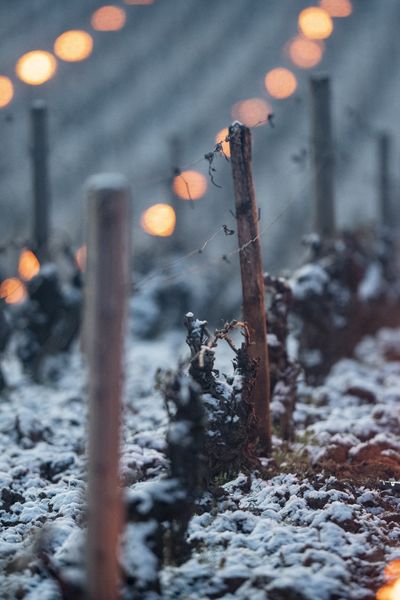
75;245;87;272
298;7;333;40
377;560;400;600
320;0;352;17
0;76;14;109
91;6;126;31
16;51;57;85
265;68;297;100
173;170;207;201
385;562;400;582
18;250;40;281
54;30;93;62
141;204;176;237
231;98;271;128
286;36;324;69
376;580;400;600
215;127;230;158
0;278;27;305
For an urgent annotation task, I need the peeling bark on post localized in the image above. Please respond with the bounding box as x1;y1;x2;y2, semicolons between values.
85;174;131;600
229;123;271;455
310;76;335;237
30;100;50;261
377;132;391;228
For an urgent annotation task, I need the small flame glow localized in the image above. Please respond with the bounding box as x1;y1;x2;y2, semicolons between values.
16;51;57;85
18;250;40;281
286;36;324;69
0;76;14;109
141;204;176;237
376;560;400;600
215;127;230;158
298;7;333;40
264;68;297;99
91;6;127;31
320;0;352;17
54;30;94;62
173;170;207;201
75;245;87;272
0;278;27;305
231;98;272;128
376;580;400;600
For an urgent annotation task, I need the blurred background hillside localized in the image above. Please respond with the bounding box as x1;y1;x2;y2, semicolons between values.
0;0;399;278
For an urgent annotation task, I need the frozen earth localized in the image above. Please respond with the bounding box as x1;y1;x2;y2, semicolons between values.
0;328;399;599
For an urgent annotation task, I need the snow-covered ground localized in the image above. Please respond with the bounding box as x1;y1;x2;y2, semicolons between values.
0;328;399;599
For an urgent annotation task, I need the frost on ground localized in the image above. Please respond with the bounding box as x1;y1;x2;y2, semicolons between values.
0;329;400;599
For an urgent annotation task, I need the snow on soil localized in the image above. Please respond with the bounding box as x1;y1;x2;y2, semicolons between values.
1;329;400;599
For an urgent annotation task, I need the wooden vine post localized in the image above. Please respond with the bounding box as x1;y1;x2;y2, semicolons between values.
377;131;391;228
30;100;51;261
229;122;271;454
85;174;132;600
169;134;185;252
310;76;335;237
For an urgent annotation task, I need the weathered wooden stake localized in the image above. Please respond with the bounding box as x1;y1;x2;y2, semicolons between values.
229;122;271;455
377;131;391;228
310;76;335;237
30;100;50;261
85;174;131;600
169;135;185;252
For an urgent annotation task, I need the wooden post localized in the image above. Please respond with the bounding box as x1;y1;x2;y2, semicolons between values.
377;132;391;228
310;76;335;237
85;174;131;600
30;100;50;261
169;135;185;252
229;122;271;455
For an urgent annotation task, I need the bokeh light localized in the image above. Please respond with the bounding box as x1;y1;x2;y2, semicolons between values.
384;562;400;582
231;98;271;127
173;170;207;201
264;68;297;99
16;51;57;85
141;204;176;237
54;30;93;62
298;7;333;40
376;560;400;600
320;0;352;17
0;278;27;304
286;36;324;69
75;245;87;272
0;76;14;109
215;128;230;158
91;6;127;31
18;250;40;281
376;580;400;600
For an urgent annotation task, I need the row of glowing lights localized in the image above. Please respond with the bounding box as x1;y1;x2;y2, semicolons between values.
0;0;350;109
0;0;353;301
0;0;354;299
0;1;154;106
0;0;353;240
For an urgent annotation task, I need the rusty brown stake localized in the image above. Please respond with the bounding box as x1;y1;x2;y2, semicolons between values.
85;174;132;600
229;122;271;455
